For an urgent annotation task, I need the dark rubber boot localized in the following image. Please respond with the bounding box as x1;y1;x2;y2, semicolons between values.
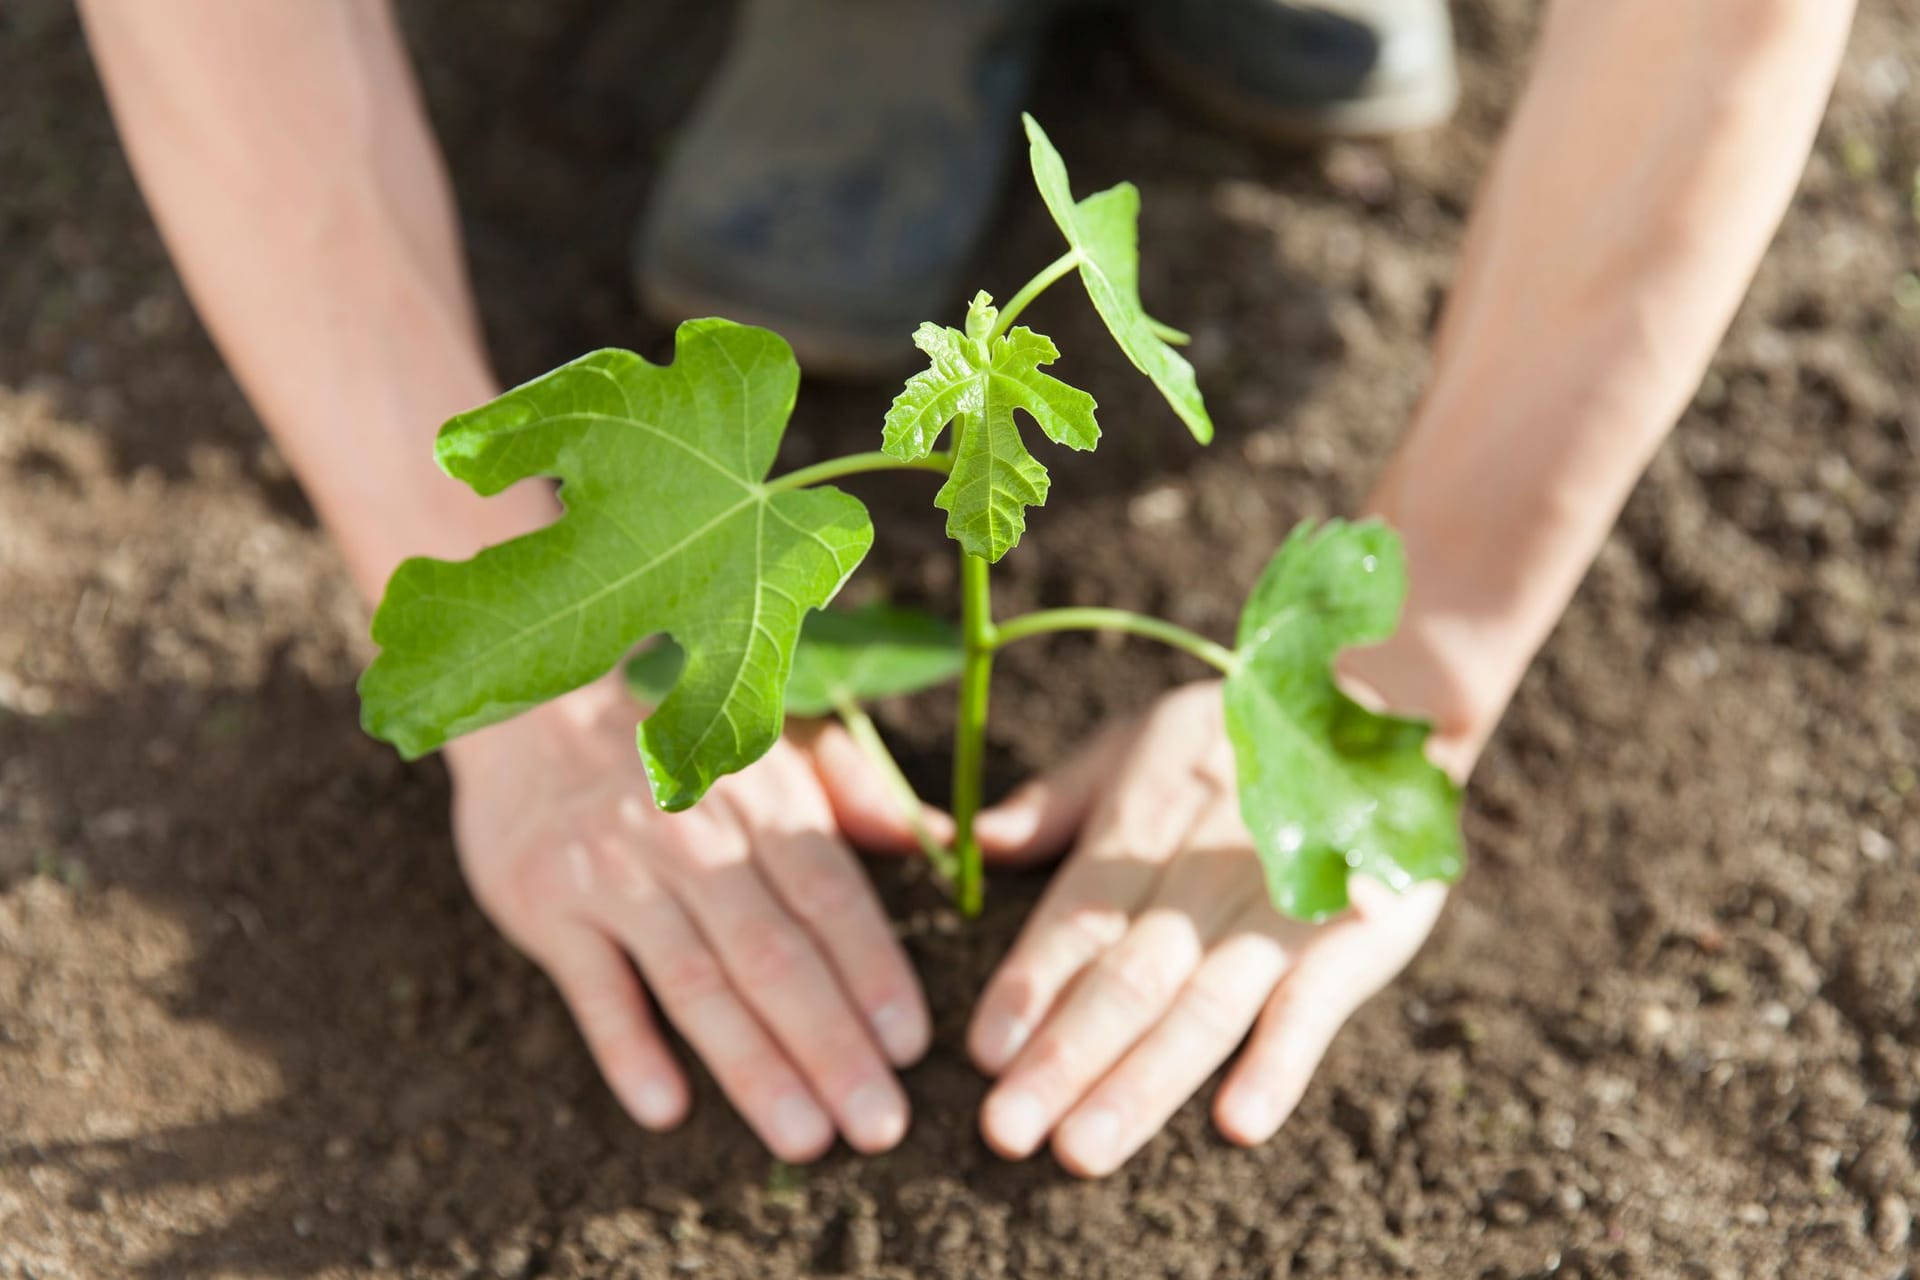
1134;0;1457;144
636;0;1044;378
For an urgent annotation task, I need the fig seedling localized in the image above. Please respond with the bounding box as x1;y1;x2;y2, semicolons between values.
360;116;1463;920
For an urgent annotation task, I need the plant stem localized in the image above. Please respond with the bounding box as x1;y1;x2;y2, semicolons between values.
991;250;1082;339
835;698;958;885
765;450;952;493
949;551;996;917
992;607;1240;674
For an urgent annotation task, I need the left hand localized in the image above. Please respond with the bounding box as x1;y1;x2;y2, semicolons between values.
966;681;1454;1177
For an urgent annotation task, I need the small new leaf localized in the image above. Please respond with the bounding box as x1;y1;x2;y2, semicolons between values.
1223;520;1464;920
883;292;1098;562
359;320;872;811
625;603;964;718
1022;114;1213;445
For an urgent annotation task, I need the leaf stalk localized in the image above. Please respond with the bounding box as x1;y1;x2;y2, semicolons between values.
991;607;1239;674
835;698;959;884
991;249;1083;340
765;450;953;493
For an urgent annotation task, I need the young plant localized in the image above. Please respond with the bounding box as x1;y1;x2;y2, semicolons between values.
360;116;1463;922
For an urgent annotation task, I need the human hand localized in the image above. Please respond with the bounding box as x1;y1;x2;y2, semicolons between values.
443;673;932;1162
966;681;1456;1177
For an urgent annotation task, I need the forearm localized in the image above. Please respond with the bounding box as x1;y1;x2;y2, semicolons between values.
79;0;552;601
1350;0;1854;767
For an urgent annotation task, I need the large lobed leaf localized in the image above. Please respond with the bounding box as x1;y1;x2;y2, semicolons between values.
1022;113;1213;446
883;292;1098;562
1223;519;1463;920
626;603;964;718
359;320;872;811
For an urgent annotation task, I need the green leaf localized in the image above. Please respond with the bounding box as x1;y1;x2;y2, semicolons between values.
359;321;873;811
1022;113;1213;445
624;603;965;718
883;291;1099;562
783;603;966;715
1223;519;1464;921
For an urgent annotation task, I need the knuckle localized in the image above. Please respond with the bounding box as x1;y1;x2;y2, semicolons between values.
783;863;861;924
472;849;567;930
654;944;730;1004
1178;974;1249;1040
1022;1031;1086;1084
1097;948;1177;1016
1059;905;1130;960
651;815;749;877
727;921;810;988
722;1048;797;1102
569;986;637;1050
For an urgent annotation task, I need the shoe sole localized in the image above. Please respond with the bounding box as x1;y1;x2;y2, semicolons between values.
1139;36;1459;145
640;269;918;382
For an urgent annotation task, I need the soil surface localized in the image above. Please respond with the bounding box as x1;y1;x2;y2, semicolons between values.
5;2;1920;1277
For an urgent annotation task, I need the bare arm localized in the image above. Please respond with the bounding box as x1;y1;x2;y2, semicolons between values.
968;0;1858;1177
76;0;550;601
79;0;932;1161
1350;0;1857;765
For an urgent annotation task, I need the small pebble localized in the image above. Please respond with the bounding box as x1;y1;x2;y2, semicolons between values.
1873;1193;1912;1253
1859;828;1895;863
490;1240;534;1278
1634;1003;1674;1037
1128;485;1189;528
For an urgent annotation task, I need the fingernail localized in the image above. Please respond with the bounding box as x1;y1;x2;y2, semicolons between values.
843;1082;908;1152
1059;1106;1122;1173
984;1088;1048;1157
1222;1087;1276;1141
971;809;1029;846
628;1078;683;1129
972;1012;1031;1072
872;1001;926;1065
770;1094;832;1157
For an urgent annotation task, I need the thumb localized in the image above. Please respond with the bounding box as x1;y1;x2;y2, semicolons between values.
972;717;1138;865
807;720;956;856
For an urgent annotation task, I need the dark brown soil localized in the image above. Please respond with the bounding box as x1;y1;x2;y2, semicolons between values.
5;2;1920;1277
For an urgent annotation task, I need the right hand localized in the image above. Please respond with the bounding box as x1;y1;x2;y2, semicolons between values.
442;674;932;1161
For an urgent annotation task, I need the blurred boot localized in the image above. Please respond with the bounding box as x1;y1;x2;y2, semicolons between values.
636;0;1046;377
1135;0;1457;143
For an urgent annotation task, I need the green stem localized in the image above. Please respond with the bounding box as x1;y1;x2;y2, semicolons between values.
836;699;958;885
992;607;1240;674
1145;316;1192;347
949;551;996;917
991;249;1082;339
765;449;952;493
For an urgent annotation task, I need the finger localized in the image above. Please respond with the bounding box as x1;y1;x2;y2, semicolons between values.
751;818;933;1068
979;843;1257;1160
970;717;1138;864
1052;922;1289;1177
967;729;1218;1076
539;926;689;1132
1213;881;1448;1146
669;812;911;1155
594;864;837;1163
757;748;933;1065
808;721;955;855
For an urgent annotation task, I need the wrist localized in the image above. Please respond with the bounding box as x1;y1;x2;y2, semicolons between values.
1344;472;1566;778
